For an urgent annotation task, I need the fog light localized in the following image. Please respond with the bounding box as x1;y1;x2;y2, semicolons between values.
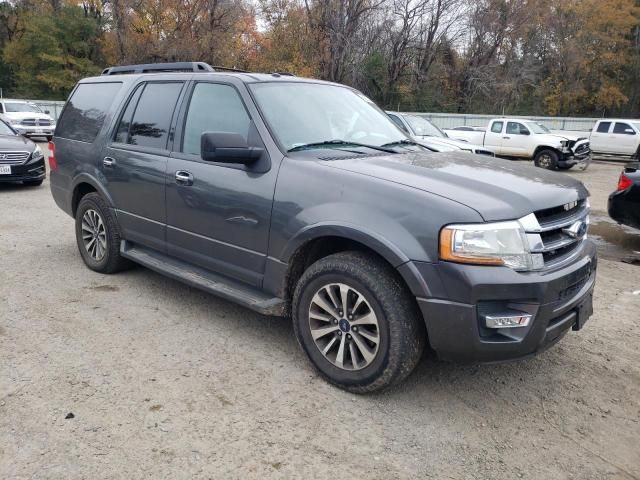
484;313;532;329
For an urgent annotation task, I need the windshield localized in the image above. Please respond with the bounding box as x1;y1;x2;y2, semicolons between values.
404;115;446;137
4;102;42;113
525;122;550;134
249;83;408;151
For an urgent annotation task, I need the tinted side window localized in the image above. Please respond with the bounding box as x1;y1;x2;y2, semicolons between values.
596;122;611;133
182;83;251;155
57;83;122;142
491;121;503;133
128;82;183;149
114;85;144;144
613;122;634;135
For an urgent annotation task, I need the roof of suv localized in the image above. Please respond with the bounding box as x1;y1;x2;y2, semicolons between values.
87;61;337;86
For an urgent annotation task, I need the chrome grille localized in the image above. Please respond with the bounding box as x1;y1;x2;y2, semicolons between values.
0;151;31;165
520;199;589;269
20;119;51;126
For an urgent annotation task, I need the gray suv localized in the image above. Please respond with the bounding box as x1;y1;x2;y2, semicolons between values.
50;62;596;392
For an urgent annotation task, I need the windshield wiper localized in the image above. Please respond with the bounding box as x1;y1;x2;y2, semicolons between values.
288;139;396;154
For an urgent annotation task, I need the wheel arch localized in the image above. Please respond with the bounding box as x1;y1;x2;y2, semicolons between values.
533;145;561;158
70;174;115;216
275;224;425;316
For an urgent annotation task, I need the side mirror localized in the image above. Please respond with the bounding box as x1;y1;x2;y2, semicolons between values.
44;110;50;115
200;132;263;164
522;130;530;135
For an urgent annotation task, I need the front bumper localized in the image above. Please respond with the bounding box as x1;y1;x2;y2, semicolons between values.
0;156;46;183
12;125;55;137
410;239;597;362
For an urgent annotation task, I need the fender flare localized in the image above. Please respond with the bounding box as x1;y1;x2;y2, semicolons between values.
70;173;116;215
281;222;412;268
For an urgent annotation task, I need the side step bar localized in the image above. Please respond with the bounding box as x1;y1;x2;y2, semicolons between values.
120;242;285;316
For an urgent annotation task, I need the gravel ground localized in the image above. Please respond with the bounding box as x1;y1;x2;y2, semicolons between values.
1;154;639;480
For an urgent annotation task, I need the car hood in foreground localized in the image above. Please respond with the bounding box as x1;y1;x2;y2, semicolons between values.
0;134;36;151
321;151;589;221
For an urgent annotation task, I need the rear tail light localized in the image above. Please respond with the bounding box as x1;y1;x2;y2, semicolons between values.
617;173;632;191
48;141;57;171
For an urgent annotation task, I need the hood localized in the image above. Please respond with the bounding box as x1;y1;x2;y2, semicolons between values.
0;134;36;151
543;132;587;143
413;136;460;152
2;111;53;121
414;135;489;153
321;151;588;221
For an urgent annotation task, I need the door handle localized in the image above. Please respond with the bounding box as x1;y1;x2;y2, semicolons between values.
503;136;511;139
103;156;116;168
175;170;194;186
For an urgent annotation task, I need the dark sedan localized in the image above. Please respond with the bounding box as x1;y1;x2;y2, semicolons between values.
0;119;45;186
608;162;640;229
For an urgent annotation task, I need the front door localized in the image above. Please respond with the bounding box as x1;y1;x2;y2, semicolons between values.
501;121;530;156
590;121;612;153
612;122;638;155
166;81;278;288
103;81;185;252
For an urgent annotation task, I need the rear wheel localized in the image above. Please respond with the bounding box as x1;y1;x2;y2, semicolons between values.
534;149;559;170
292;251;426;393
75;192;131;273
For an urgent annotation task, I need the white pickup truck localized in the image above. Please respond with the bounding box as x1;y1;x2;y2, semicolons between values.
445;118;591;170
589;119;640;159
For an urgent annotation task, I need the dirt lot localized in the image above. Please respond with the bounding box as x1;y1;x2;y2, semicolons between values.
1;155;639;479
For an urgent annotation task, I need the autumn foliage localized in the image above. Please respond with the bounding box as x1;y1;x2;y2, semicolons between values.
0;0;639;116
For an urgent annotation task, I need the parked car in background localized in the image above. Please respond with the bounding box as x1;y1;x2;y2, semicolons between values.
608;162;640;229
590;119;640;159
0;118;45;186
50;62;596;393
386;112;495;156
0;99;56;141
445;118;591;170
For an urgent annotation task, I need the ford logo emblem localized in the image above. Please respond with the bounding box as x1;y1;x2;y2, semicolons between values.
563;220;588;238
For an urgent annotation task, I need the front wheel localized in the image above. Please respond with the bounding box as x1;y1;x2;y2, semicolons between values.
534;149;559;170
292;251;426;393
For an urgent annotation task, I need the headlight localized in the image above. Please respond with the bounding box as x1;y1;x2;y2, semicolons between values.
32;145;42;158
10;119;21;125
439;221;543;271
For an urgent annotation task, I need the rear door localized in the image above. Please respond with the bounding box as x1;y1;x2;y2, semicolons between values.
612;122;638;155
483;120;504;153
102;80;186;252
590;121;612;153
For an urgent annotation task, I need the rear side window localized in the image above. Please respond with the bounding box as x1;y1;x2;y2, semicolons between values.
596;122;611;133
182;83;250;155
57;82;122;143
118;82;183;150
490;121;503;133
613;122;635;135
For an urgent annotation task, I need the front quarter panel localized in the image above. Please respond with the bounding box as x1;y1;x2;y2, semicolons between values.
269;157;483;266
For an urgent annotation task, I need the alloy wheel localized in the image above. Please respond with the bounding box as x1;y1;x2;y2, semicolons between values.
81;209;107;261
308;283;380;371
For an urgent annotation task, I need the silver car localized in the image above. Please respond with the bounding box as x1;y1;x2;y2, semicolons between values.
0;99;56;140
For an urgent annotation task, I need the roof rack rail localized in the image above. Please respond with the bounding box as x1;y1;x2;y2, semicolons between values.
101;62;248;76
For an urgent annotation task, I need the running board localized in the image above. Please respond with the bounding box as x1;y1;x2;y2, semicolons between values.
120;242;285;316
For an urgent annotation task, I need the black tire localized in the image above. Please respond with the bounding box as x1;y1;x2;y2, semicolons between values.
75;192;132;274
292;251;426;393
557;165;574;170
23;179;43;187
534;149;559;170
